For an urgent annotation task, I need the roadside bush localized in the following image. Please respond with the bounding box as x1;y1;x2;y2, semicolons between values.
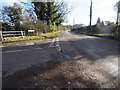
21;22;34;31
2;22;15;31
117;25;120;32
34;21;49;35
114;25;120;39
21;20;49;36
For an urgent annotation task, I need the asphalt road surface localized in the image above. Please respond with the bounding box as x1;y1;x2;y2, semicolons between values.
59;31;118;76
2;31;118;88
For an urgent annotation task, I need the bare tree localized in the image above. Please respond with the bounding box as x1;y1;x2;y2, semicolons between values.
114;1;120;26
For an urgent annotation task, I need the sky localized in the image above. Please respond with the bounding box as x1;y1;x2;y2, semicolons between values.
63;0;118;26
0;0;119;26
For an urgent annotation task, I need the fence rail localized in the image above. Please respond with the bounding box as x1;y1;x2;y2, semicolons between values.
0;31;25;39
2;31;24;33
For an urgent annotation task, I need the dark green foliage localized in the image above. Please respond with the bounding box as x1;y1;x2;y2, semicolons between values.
97;18;105;26
101;21;104;26
32;1;69;31
2;3;23;30
33;2;46;21
97;17;101;24
2;22;15;31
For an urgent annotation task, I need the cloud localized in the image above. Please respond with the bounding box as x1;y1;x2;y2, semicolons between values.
93;0;118;23
67;2;72;9
95;0;117;9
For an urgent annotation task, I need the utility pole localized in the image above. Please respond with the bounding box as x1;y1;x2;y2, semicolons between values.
116;7;119;31
90;0;92;30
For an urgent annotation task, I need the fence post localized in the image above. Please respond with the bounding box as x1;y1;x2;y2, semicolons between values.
0;31;3;41
21;31;23;37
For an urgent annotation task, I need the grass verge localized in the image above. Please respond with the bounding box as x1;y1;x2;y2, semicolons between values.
2;30;62;43
72;30;119;40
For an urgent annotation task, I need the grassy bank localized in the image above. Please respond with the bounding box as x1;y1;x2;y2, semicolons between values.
72;30;119;40
2;31;62;43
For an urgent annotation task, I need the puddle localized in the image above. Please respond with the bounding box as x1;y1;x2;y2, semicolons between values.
26;43;34;46
62;54;71;59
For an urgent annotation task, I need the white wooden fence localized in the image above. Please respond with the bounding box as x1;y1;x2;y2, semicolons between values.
0;31;25;39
